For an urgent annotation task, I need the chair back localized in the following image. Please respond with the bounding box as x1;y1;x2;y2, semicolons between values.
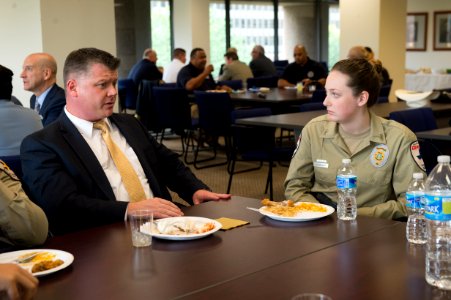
217;80;243;90
0;155;22;179
136;80;160;131
377;79;393;103
311;89;326;103
152;87;192;131
274;60;289;76
118;79;138;111
246;75;279;88
194;91;233;137
160;83;177;88
389;107;437;133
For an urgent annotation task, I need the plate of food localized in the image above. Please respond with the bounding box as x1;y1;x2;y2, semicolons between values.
0;249;74;277
259;199;334;222
142;216;222;241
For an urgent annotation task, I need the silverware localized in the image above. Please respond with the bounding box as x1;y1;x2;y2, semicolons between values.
13;252;40;264
246;207;260;212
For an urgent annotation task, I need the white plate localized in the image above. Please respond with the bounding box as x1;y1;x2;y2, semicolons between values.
259;202;335;222
143;216;222;241
284;86;297;90
0;249;74;277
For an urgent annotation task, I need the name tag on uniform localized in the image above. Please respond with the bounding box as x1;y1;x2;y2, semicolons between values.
313;159;329;168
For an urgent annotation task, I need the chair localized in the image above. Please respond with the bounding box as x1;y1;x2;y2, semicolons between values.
135;79;161;132
298;89;327;112
389;107;440;173
274;60;288;76
151;87;195;155
0;155;22;179
160;83;177;88
377;79;392;103
227;108;293;200
246;75;279;88
190;91;233;169
217;80;243;90
118;79;138;113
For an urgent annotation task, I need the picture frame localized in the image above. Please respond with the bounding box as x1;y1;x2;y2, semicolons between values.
433;11;451;50
406;13;428;51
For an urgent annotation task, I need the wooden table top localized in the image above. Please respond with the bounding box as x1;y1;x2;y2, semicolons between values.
416;127;451;141
32;196;444;300
230;88;312;105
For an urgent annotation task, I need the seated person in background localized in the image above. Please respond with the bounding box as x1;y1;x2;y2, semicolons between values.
277;45;327;89
1;160;48;250
128;48;163;87
218;47;237;77
21;47;231;235
0;263;38;300
218;51;253;87
20;53;66;126
347;45;391;86
177;48;230;92
162;48;186;83
284;58;426;220
0;65;43;156
249;45;277;78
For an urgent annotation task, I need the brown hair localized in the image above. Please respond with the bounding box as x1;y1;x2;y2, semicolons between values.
331;58;382;107
63;48;120;84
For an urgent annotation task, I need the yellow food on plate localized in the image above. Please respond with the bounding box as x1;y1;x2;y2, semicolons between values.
261;199;327;217
31;259;64;273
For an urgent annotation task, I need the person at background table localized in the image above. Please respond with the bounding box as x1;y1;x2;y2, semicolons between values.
284;58;426;220
0;264;38;300
162;48;186;84
277;45;327;89
218;51;253;88
0;65;42;156
20;53;66;126
347;45;391;86
218;47;237;77
1;160;48;251
128;48;163;88
21;47;231;235
249;45;277;78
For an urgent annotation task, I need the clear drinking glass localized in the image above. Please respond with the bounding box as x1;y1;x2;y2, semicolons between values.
129;210;153;247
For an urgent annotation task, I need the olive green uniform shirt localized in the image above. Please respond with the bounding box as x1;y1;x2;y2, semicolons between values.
284;112;426;220
0;160;48;247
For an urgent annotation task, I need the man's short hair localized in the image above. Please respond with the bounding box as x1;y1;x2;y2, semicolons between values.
63;48;120;84
190;48;204;59
224;52;239;61
254;45;265;55
142;48;155;59
173;48;186;58
0;64;13;99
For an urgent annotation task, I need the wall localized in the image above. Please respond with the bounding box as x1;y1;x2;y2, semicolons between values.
406;0;451;70
0;0;43;106
0;0;116;108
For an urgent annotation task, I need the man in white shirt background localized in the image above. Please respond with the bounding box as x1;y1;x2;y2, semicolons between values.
162;48;186;83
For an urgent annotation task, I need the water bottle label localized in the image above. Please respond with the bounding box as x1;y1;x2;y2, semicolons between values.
406;192;424;209
424;194;451;221
336;175;357;189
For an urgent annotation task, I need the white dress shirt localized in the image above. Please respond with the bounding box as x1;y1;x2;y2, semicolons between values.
163;59;185;83
64;108;153;202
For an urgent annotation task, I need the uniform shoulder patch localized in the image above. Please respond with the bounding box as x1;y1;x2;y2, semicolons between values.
410;141;426;172
0;160;20;181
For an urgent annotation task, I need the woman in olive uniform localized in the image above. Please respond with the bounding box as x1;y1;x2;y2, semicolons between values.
284;58;425;220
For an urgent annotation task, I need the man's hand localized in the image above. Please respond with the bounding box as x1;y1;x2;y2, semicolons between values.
204;64;214;75
127;198;184;218
0;264;38;300
192;189;231;205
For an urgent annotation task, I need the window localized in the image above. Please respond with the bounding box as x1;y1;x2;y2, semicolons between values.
150;0;171;67
209;2;226;77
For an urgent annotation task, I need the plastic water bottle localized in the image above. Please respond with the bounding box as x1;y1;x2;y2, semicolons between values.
424;155;451;290
336;158;357;220
406;173;427;244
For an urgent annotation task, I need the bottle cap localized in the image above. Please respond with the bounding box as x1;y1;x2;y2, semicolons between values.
342;158;351;164
412;172;423;179
437;155;450;163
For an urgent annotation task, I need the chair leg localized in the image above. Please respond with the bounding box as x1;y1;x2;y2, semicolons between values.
227;158;236;193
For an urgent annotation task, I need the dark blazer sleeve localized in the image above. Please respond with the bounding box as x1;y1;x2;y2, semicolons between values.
20;115;128;234
40;84;66;126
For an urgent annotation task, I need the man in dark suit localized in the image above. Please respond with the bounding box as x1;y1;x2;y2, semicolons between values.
20;48;231;235
21;53;66;126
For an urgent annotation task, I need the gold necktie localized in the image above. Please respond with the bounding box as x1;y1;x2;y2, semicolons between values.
94;120;146;202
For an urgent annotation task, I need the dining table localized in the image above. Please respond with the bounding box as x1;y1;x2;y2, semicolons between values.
30;196;448;300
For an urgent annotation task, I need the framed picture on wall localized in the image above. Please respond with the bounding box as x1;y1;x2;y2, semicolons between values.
406;13;427;51
433;11;451;50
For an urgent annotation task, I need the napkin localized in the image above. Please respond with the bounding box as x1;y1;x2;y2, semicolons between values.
215;217;249;230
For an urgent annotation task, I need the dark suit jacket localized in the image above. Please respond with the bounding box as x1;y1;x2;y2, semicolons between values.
30;83;66;126
20;113;209;234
